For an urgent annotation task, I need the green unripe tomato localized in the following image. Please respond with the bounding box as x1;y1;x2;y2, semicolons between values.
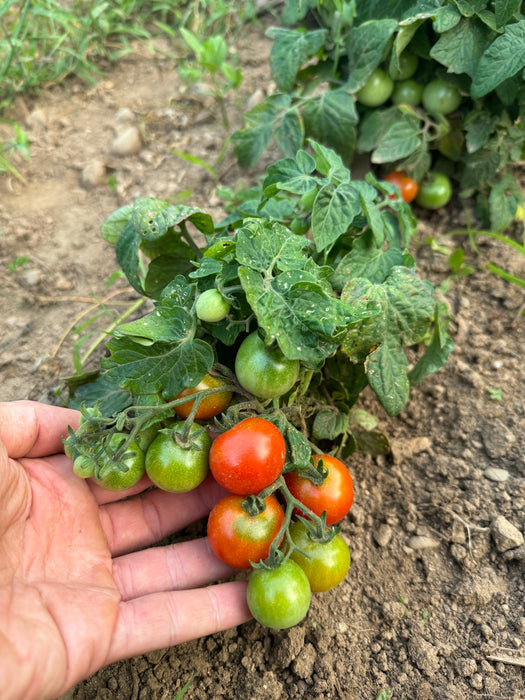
415;172;452;210
393;52;419;80
235;331;300;400
391;79;423;106
145;423;211;493
288;521;351;593
356;68;394;107
422;80;461;115
437;128;465;161
290;216;310;235
195;288;230;323
300;187;317;212
93;434;146;491
247;559;311;629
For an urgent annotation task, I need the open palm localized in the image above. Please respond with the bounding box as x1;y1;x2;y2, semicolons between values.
0;401;250;700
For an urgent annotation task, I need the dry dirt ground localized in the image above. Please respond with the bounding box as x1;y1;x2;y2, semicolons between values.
1;21;524;700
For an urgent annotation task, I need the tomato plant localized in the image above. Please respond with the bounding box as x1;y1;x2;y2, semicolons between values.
207;494;285;569
235;331;300;400
92;433;146;491
285;455;354;526
209;417;286;495
246;559;311;629
173;373;232;420
195;288;230;322
384;171;419;203
232;2;525;231
287;520;351;593
145;423;211;493
415;172;452;210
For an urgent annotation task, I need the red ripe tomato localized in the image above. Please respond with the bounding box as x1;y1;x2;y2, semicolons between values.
173;373;232;420
209;417;286;495
284;454;354;525
384;171;419;203
207;494;285;569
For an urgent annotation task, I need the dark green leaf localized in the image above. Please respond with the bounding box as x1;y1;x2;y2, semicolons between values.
312;408;348;442
274;108;304;158
365;337;410;416
144;250;195;298
113;305;195;345
267;27;327;92
352;427;390;455
371;114;422;163
309;139;350;182
311;181;362;252
263;150;317;196
430;17;491;77
332;231;404;288
101;203;134;244
303;89;358;164
235;218;311;273
344;19;399;91
471;20;525;98
408;302;455;385
103;336;214;398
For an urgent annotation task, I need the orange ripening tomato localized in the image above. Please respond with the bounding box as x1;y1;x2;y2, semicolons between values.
173;373;232;420
285;454;354;525
384;171;419;203
207;494;285;569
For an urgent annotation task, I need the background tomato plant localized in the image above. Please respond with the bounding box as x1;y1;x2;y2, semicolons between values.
231;0;525;232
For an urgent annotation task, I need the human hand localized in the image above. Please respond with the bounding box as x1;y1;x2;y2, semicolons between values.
0;400;251;700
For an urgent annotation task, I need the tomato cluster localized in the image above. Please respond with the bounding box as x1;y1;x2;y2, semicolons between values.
67;372;355;630
356;53;456;211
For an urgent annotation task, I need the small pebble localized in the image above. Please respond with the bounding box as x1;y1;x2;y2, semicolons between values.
111;125;142;156
81;159;107;188
490;515;524;552
484;467;510;483
374;524;393;548
407;535;440;550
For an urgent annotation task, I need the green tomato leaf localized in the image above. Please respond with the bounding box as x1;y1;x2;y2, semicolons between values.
311;181;362;252
365;337;410;417
331;230;404;288
430;16;491;77
103;334;214;398
302;89;358;165
340;267;436;415
144;250;196;298
113;304;195;345
308;139;350;183
263;150;317;196
132;199;213;240
235;218;312;273
408;302;455;385
471;20;525;98
370;114;422;163
312;408;349;442
266;27;327;92
274;108;305;159
239;266;344;365
344;19;398;91
101;203;134;244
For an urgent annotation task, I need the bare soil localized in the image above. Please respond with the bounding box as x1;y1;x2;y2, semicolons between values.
1;23;524;700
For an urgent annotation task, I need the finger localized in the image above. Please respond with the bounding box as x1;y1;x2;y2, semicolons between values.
107;580;251;664
99;473;227;557
0;400;80;459
113;537;237;600
88;473;155;505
